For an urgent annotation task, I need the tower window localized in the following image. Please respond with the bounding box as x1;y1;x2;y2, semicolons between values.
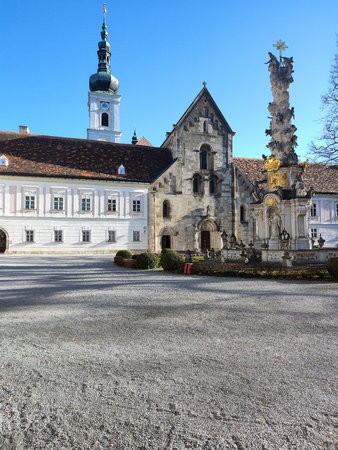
101;113;109;127
200;149;208;170
210;176;219;195
193;174;203;195
163;200;170;218
240;205;248;223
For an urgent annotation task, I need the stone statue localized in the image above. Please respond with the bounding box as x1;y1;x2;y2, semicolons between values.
266;44;298;166
268;208;281;238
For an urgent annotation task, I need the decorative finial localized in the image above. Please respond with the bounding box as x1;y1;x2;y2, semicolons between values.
103;3;107;20
273;40;288;61
202;81;207;88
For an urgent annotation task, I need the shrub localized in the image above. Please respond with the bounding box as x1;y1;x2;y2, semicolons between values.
135;252;159;270
327;257;338;280
115;250;133;259
160;249;183;272
114;255;125;266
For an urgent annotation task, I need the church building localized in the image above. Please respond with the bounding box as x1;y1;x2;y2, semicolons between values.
0;11;337;254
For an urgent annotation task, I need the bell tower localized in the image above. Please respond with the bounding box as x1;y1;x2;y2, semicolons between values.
87;4;122;142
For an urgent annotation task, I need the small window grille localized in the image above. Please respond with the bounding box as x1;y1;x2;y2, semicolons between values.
25;195;35;210
310;228;318;238
132;200;141;212
108;230;116;242
82;230;91;242
81;195;92;212
25;230;34;242
107;198;117;212
54;230;63;242
133;230;140;242
53;196;64;211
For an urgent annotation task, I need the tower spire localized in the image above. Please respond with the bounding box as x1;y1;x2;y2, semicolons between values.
89;4;119;92
87;4;122;143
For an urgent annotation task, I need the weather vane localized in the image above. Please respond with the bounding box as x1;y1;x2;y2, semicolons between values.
273;40;288;61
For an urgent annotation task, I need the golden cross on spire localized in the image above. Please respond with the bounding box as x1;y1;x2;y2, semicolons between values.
273;40;288;60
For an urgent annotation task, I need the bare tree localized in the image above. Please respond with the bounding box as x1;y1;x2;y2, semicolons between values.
309;42;338;163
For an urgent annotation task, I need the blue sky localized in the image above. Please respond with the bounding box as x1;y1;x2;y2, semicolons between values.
0;0;337;160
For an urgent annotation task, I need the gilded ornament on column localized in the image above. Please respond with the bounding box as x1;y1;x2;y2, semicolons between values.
264;156;281;172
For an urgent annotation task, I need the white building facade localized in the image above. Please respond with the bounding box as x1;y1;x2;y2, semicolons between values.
309;195;338;248
0;176;148;253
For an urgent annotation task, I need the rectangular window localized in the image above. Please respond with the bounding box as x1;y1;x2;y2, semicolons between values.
310;203;317;217
133;230;140;242
81;195;92;212
25;230;34;242
108;230;116;242
107;197;117;212
25;195;35;210
132;200;141;212
310;228;318;238
54;230;63;242
53;196;64;211
82;230;91;242
336;203;338;217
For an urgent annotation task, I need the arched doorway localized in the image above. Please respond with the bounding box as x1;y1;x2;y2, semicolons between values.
0;228;8;253
201;230;210;251
159;227;174;251
161;235;171;250
198;219;219;252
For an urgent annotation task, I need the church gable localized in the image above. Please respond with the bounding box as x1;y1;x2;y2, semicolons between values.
162;85;234;152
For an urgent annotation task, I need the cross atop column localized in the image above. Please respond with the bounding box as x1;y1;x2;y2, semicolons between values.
273;40;288;61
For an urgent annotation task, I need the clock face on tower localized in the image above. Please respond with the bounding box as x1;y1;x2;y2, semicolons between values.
100;101;110;110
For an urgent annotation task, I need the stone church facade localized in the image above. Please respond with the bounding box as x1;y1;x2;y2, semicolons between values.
148;86;255;253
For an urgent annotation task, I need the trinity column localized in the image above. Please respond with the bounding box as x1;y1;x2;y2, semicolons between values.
253;41;311;252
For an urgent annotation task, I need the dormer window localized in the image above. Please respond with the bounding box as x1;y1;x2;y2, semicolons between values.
118;165;125;175
101;113;109;127
0;155;8;166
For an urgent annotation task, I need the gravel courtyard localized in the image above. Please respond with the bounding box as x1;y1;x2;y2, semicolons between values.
0;255;337;449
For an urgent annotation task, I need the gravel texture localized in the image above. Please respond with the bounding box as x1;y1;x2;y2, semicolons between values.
0;255;337;449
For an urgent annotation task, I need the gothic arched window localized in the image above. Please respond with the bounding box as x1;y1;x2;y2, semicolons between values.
101;113;109;127
240;204;248;223
163;200;170;218
210;175;219;195
200;149;208;170
193;174;203;195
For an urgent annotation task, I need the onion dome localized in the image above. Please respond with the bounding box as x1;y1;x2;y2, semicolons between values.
89;6;119;93
132;130;138;145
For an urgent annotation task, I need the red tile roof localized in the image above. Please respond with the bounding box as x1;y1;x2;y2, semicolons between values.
136;136;152;146
0;131;174;183
233;157;338;194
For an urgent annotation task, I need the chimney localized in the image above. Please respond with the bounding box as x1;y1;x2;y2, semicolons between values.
19;125;30;134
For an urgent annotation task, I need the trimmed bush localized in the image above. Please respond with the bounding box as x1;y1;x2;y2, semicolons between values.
160;249;183;272
135;252;159;270
114;255;125;266
327;257;338;280
115;250;133;259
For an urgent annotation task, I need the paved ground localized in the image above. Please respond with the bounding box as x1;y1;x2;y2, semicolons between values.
0;255;337;450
